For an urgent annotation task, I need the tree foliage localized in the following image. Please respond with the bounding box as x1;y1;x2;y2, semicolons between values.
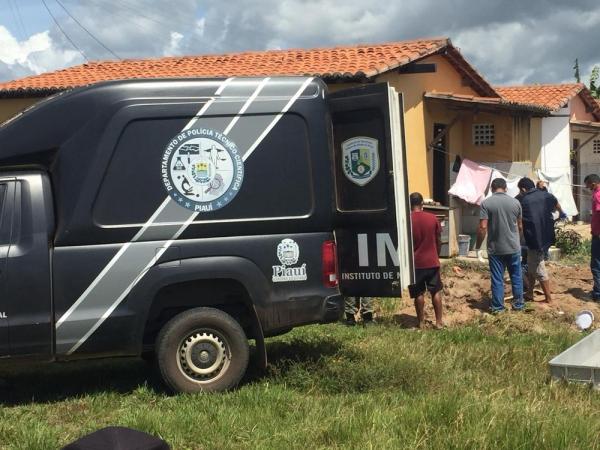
573;59;600;99
590;66;600;99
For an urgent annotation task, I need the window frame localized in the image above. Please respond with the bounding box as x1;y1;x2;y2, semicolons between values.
92;114;315;228
472;123;495;146
0;181;15;247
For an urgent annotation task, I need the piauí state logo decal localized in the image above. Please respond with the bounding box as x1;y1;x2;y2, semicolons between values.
342;136;380;186
272;239;307;283
161;128;244;212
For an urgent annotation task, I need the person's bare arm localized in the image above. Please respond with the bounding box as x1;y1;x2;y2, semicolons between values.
555;201;563;214
476;219;488;249
475;219;488;262
517;218;523;236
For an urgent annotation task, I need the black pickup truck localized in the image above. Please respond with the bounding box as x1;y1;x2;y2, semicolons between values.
0;77;412;392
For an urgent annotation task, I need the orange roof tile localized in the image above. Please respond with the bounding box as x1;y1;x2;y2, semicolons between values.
495;83;584;110
496;83;600;120
0;38;497;97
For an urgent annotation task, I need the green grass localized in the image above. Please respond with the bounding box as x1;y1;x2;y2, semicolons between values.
560;239;592;266
0;316;599;449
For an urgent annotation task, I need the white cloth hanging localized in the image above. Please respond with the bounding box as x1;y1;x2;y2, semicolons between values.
537;170;578;217
485;169;522;198
448;158;492;205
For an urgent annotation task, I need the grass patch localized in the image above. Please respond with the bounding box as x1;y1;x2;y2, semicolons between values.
0;318;598;449
560;239;592;266
441;258;489;275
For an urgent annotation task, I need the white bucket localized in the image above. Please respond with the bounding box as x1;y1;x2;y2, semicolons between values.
458;234;471;256
575;310;594;331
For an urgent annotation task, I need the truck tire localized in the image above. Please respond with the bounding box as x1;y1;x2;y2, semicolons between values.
156;307;249;393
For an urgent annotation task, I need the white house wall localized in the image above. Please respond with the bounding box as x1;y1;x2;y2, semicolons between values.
577;131;600;222
540;112;571;174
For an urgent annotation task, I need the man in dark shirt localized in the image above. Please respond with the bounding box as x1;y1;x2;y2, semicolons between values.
517;177;562;303
408;192;443;329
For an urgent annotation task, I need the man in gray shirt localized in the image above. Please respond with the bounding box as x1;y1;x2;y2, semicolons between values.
475;178;524;313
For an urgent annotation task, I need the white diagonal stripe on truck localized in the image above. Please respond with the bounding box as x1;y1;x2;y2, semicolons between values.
55;80;234;330
60;78;312;355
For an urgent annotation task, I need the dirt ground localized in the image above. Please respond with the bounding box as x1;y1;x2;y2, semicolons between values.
393;223;600;331
393;263;600;331
566;222;591;238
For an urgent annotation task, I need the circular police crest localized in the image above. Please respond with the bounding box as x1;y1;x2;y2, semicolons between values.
277;239;300;266
161;128;244;212
341;136;379;187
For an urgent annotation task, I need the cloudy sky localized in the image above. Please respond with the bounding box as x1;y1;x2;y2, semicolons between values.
0;0;599;86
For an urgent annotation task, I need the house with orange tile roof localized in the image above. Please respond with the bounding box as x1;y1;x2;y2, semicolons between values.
0;38;557;254
496;83;600;220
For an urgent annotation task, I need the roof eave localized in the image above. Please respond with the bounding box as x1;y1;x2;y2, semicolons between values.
570;119;600;131
361;38;450;80
0;86;69;99
424;92;552;116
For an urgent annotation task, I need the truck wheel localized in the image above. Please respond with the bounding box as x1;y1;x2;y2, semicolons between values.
156;307;249;393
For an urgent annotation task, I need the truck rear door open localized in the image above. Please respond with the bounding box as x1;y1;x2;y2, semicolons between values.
329;83;413;297
0;180;14;356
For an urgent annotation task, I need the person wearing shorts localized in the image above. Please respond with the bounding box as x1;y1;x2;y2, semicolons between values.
517;177;562;303
527;249;549;291
408;192;443;329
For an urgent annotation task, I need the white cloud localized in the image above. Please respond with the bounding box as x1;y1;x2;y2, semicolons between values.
195;18;206;38
454;22;538;85
454;8;600;85
0;26;49;68
164;32;184;56
0;26;82;82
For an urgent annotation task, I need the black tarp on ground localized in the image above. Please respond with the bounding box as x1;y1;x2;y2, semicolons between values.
62;426;170;450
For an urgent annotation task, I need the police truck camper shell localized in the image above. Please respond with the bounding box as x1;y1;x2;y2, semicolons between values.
0;77;412;393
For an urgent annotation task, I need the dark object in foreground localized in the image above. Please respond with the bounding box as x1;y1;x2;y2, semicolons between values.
62;426;170;450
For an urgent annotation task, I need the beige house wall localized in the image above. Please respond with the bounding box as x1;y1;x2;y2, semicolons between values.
376;54;480;198
460;112;513;163
529;117;543;169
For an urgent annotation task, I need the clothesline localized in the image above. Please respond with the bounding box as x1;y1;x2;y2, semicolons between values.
447;153;581;216
430;145;591;190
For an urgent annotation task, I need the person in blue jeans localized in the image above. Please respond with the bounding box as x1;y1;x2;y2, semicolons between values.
475;178;524;313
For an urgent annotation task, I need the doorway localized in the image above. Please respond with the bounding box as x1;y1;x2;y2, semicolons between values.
432;123;448;205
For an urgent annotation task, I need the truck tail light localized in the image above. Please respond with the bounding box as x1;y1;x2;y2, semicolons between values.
322;240;338;288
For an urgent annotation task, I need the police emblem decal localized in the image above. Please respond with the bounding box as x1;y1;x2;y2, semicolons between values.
272;239;307;283
161;128;244;212
341;136;380;187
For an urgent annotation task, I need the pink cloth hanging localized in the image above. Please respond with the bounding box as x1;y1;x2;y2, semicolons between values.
448;158;492;205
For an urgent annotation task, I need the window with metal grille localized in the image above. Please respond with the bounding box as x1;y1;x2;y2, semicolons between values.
473;124;495;146
593;139;600;154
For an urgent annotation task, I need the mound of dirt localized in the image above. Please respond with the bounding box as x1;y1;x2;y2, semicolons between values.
392;262;600;331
